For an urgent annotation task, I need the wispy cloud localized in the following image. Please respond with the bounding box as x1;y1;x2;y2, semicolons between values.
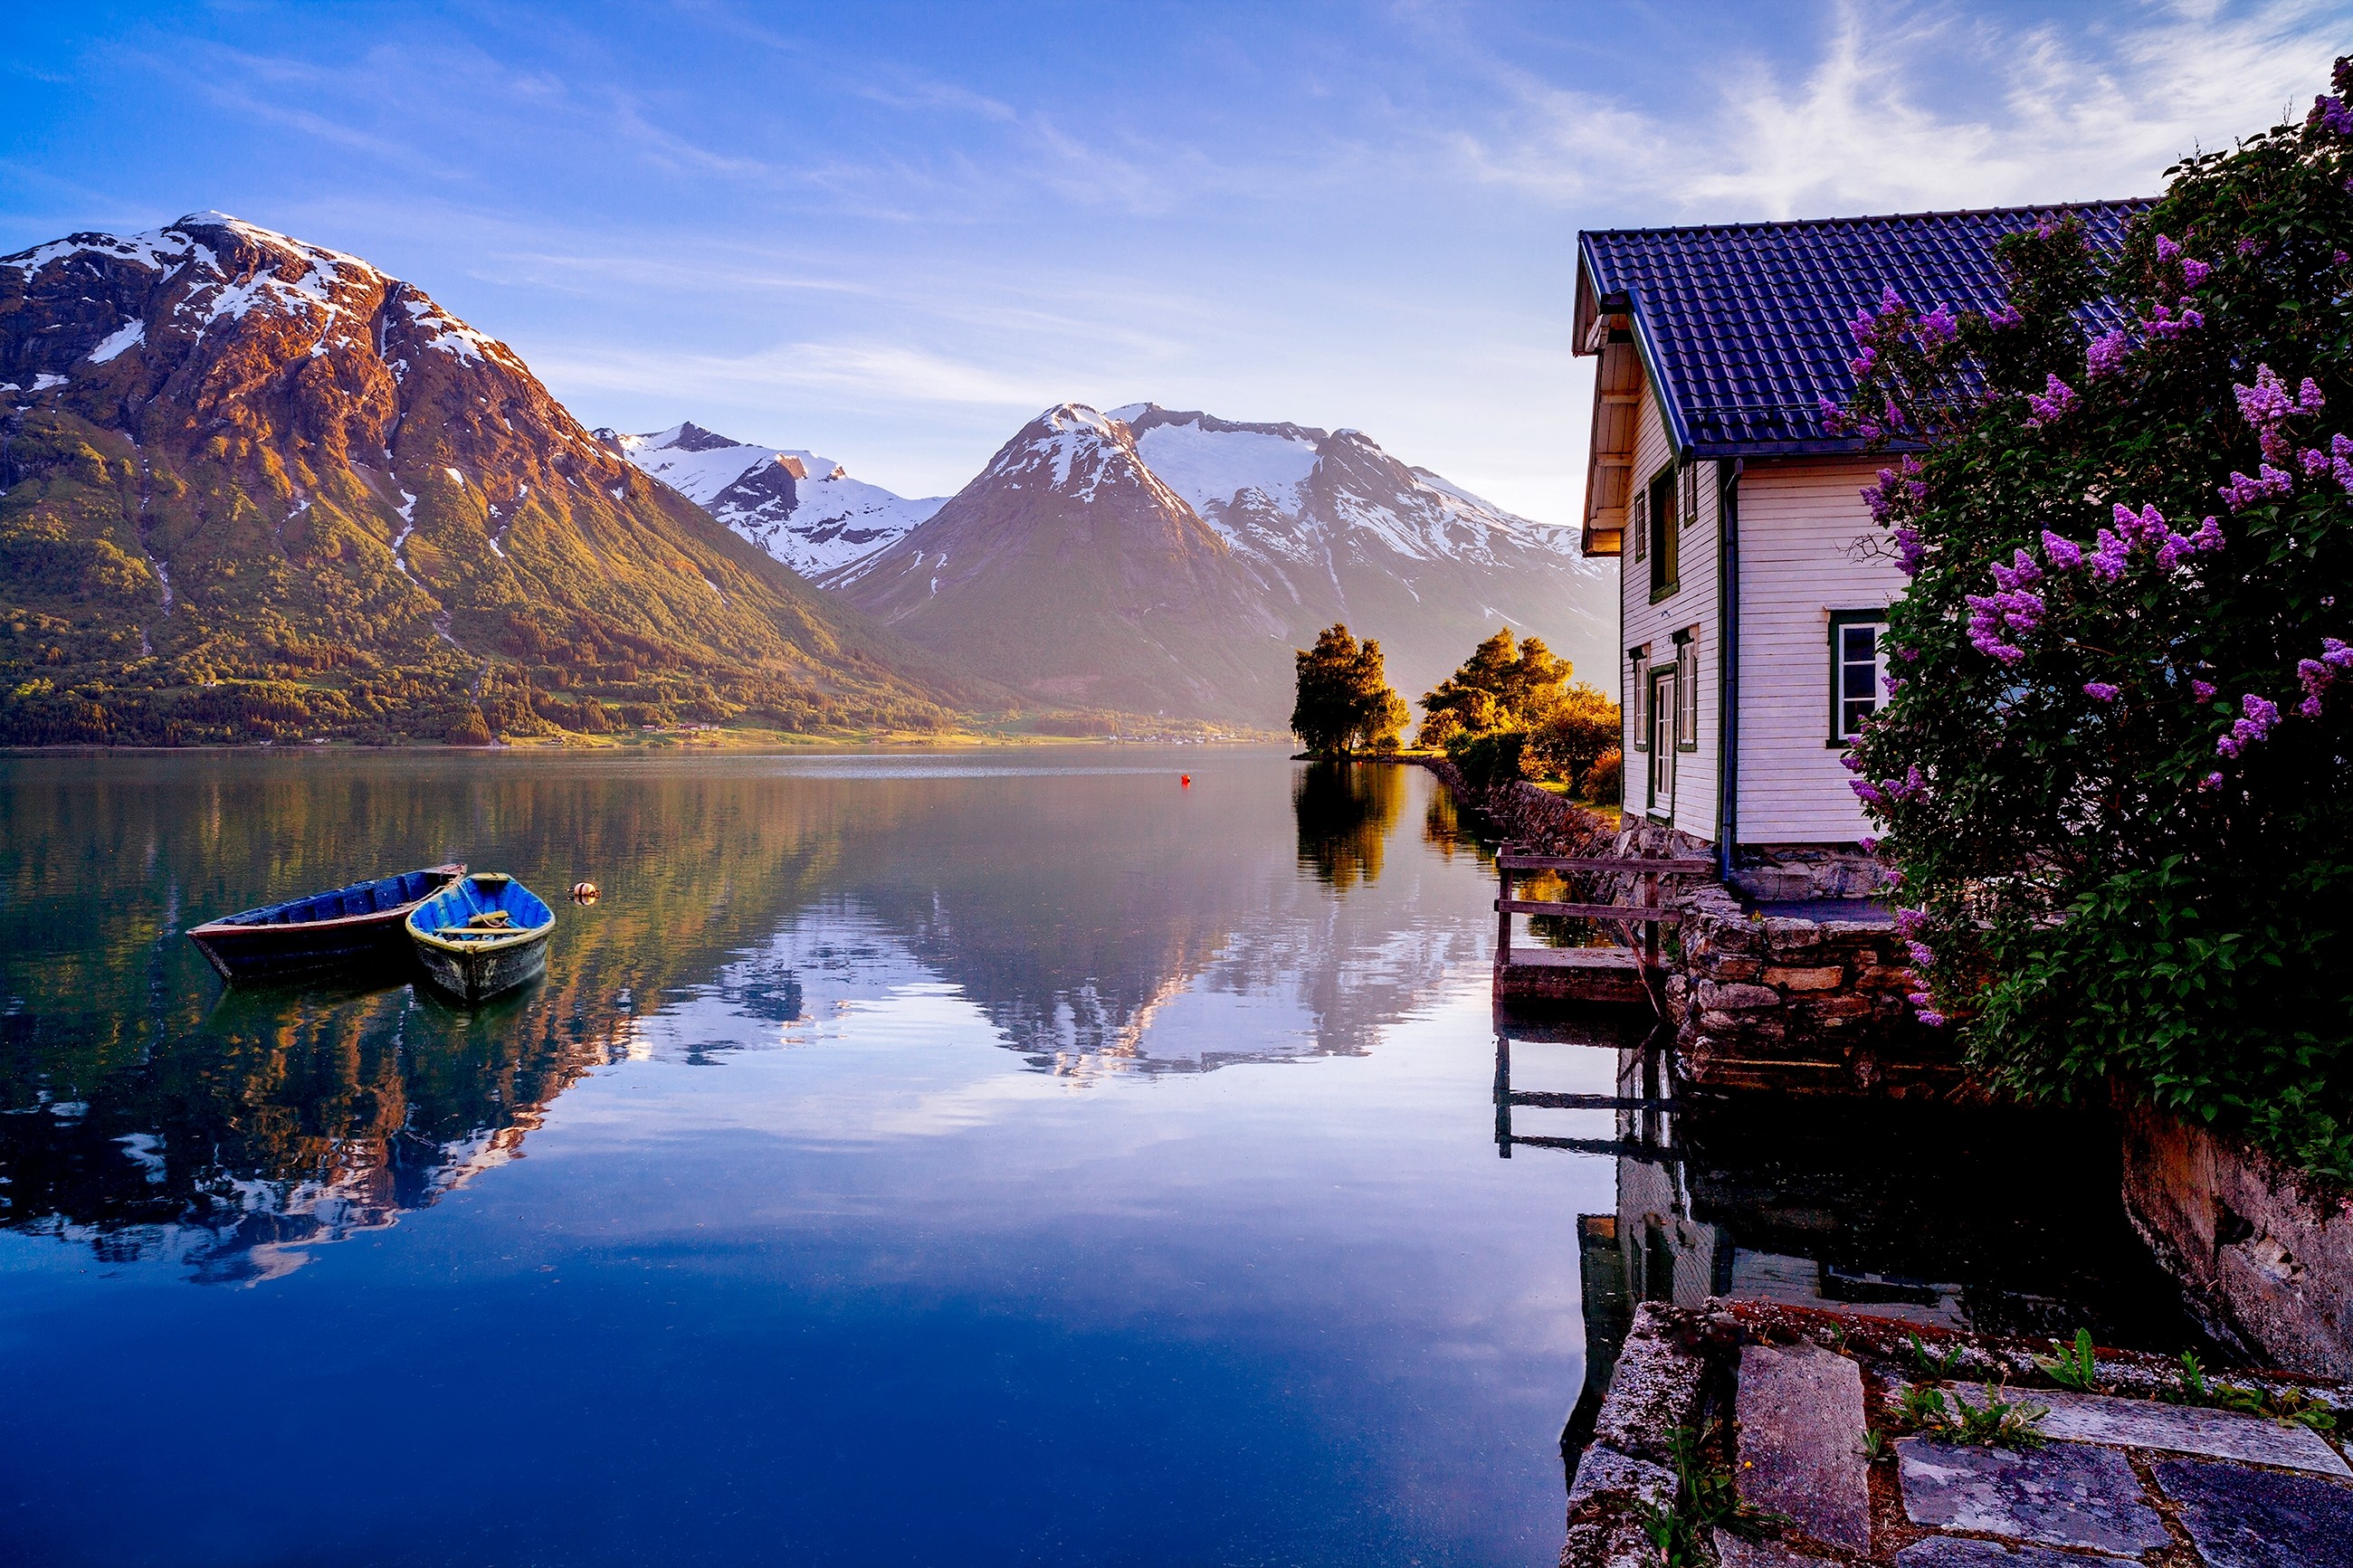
1445;0;2343;216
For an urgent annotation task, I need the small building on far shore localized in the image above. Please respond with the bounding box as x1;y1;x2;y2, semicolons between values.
1571;201;2148;898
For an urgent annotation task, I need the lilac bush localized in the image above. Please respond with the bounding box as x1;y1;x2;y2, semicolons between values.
1839;61;2353;1177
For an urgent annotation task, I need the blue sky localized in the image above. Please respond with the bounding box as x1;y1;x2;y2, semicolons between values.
3;2;2344;520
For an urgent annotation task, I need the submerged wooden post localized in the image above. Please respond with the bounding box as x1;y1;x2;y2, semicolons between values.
1494;1032;1512;1157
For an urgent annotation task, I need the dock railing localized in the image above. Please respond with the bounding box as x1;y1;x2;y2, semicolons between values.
1493;845;1715;1012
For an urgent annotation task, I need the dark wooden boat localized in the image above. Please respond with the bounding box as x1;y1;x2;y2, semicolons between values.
405;872;556;1004
186;863;467;983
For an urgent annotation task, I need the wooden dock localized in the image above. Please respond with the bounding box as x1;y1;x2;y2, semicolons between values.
1491;849;1712;1012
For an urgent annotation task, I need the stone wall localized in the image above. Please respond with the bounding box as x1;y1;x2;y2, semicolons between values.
2120;1099;2353;1379
1432;764;1948;1092
1666;885;1959;1097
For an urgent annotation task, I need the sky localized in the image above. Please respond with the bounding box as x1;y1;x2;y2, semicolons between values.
2;1;2346;523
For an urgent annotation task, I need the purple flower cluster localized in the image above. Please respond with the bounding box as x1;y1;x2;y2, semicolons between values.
1861;457;1926;522
2220;465;2294;511
2144;299;2205;339
2215;693;2282;757
1985;302;2024;330
2296;639;2353;717
2023;374;2077;428
2085;328;2130;379
2077;501;2222;582
1893;908;1928;937
1851;765;1929;811
2192;679;2217;702
2301;432;2353;493
2310;93;2353;136
2182;257;2213;288
1919;304;1958;345
2040;529;2082;569
1967;548;2044;661
2083;681;2121;702
2236;238;2265;258
2234;364;2298;440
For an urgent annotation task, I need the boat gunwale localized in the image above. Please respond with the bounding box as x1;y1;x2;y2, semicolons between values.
186;862;468;941
404;876;556;957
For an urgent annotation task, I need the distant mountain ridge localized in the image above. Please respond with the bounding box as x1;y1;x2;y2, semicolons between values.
809;402;1609;725
601;422;946;579
0;213;983;744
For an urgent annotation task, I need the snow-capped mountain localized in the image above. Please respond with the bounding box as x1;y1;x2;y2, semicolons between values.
0;212;982;743
821;402;1609;726
602;422;944;579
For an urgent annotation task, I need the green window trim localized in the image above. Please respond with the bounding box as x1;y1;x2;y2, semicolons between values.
1672;631;1700;752
1628;649;1650;752
1645;461;1679;602
1826;608;1891;747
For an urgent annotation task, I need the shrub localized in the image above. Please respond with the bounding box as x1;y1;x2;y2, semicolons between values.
1448;728;1529;789
1580;748;1624;806
1839;60;2353;1177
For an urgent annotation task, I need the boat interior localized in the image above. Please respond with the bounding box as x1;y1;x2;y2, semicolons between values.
410;874;555;941
215;866;462;927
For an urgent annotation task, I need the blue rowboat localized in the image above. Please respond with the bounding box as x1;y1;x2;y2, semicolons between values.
405;872;556;1004
187;863;467;983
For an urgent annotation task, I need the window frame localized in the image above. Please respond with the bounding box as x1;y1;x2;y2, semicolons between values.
1628;647;1650;752
1646;461;1679;602
1646;665;1678;816
1629;486;1647;564
1673;631;1700;752
1826;609;1891;746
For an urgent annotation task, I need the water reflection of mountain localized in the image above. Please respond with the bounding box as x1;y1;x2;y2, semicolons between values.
0;753;1492;1275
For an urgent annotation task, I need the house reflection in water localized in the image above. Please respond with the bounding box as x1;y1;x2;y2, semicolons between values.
1493;1015;2215;1459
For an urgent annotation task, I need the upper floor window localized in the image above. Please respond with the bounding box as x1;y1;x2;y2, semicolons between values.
1829;612;1891;742
1646;462;1678;598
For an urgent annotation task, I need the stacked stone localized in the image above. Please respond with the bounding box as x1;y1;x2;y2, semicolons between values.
1666;892;1958;1097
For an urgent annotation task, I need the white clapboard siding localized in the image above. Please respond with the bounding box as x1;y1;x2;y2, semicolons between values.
1616;376;1720;841
1734;456;1910;843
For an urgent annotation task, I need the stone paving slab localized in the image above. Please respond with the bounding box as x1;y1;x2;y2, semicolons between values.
1937;1382;2352;1477
1714;1531;1835;1565
1896;1439;2168;1554
1893;1539;2131;1566
2154;1455;2353;1568
1736;1343;1872;1551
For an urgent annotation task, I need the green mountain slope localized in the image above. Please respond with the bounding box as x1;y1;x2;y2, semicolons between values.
0;213;989;744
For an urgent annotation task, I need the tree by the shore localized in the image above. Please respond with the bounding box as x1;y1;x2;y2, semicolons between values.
1840;58;2353;1179
1416;629;1620;795
1290;624;1407;755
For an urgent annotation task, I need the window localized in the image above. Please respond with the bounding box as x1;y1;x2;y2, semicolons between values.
1628;648;1649;750
1673;632;1700;750
1828;611;1891;742
1629;487;1647;563
1646;462;1678;599
1648;666;1678;814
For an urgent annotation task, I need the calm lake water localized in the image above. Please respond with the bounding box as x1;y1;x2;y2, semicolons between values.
0;748;2187;1567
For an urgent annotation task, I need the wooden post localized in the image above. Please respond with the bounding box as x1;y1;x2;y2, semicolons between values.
1496;850;1514;968
1642;869;1660;972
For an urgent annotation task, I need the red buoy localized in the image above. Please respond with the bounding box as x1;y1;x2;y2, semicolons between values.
1180;774;1192;787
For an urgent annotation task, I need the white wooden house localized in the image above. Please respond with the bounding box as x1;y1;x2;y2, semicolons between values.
1571;202;2147;892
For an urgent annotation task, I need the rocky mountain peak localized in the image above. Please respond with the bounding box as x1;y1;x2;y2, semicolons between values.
0;214;980;743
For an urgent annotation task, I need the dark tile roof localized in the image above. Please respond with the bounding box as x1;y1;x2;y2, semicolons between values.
1575;200;2154;458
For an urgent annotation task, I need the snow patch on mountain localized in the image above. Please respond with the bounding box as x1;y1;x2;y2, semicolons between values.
608;421;945;579
1131;418;1319;537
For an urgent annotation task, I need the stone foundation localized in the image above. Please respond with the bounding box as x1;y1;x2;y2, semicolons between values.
2120;1099;2353;1378
1666;885;1958;1097
1728;842;1898;902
